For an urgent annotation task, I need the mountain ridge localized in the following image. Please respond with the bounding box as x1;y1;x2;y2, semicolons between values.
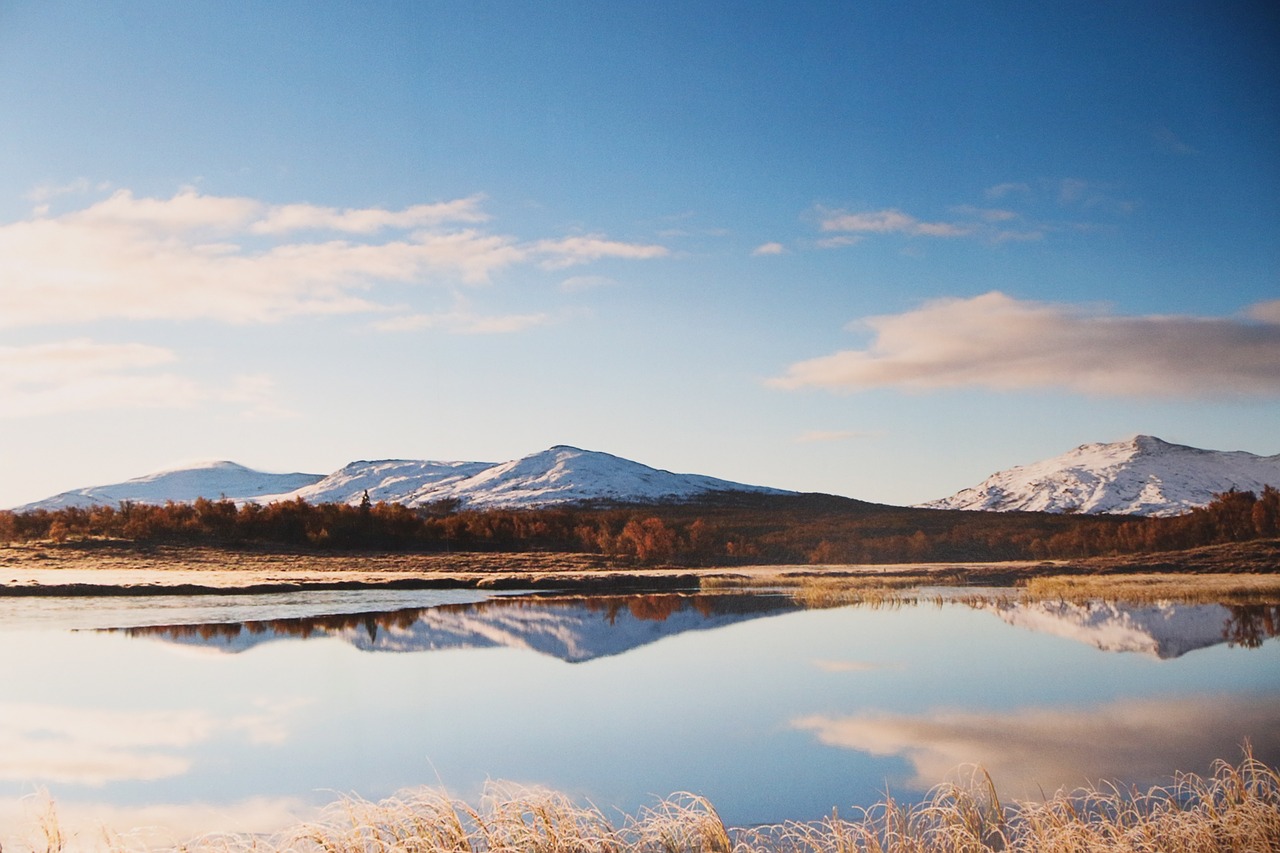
922;434;1280;517
15;445;791;512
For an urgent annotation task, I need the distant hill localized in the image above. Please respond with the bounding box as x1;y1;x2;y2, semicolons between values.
20;461;324;511
15;445;791;512
920;435;1280;517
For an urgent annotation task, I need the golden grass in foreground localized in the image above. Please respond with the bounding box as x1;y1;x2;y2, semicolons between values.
30;752;1280;852
1020;573;1280;605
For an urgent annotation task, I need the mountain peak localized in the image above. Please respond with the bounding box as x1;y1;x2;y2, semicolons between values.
922;436;1280;517
15;447;790;511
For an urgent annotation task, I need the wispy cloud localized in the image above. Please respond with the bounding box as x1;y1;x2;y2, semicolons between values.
532;234;669;269
792;693;1280;799
0;339;292;419
1248;300;1280;323
0;795;311;849
819;208;974;238
0;699;307;786
372;311;550;335
0;188;668;327
984;182;1030;200
0;340;199;419
752;241;787;256
771;292;1280;399
1154;126;1197;156
559;274;617;292
815;205;1041;245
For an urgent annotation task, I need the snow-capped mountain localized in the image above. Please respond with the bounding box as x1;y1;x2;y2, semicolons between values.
21;461;325;511
110;593;803;663
277;459;499;506
921;435;1280;517
982;599;1243;659
16;445;790;511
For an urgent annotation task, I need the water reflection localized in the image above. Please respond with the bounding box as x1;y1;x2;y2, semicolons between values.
3;587;1277;846
100;592;803;662
979;599;1280;658
100;591;1280;662
793;692;1280;800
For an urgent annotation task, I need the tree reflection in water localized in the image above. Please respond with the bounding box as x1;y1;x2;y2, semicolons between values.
98;592;791;645
1225;605;1280;649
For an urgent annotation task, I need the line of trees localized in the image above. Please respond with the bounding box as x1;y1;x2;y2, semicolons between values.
1;486;1277;565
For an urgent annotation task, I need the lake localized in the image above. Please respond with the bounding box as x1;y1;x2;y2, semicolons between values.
2;586;1277;847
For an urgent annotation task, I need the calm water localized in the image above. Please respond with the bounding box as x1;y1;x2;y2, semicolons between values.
1;587;1277;845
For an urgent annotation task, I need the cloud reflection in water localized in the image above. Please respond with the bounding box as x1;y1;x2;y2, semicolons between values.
793;693;1280;799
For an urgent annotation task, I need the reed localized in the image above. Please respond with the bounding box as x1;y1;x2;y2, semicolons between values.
24;752;1278;852
1020;572;1280;605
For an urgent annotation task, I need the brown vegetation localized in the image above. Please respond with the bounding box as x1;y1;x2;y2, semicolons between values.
2;487;1279;567
24;751;1280;852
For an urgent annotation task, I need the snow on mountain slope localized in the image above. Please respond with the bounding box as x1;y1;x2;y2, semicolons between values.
264;459;497;506
409;445;790;509
982;599;1239;659
13;445;790;511
920;435;1280;516
17;461;325;511
120;593;803;663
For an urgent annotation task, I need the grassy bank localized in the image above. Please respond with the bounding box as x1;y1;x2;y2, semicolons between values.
28;752;1280;852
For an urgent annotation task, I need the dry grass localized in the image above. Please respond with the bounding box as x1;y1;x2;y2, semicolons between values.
22;752;1279;852
702;573;935;609
1020;573;1280;605
706;569;1280;609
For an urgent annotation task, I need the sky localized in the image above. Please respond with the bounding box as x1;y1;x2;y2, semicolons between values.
1;1;1278;510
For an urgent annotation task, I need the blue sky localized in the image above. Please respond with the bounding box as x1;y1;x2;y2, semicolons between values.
1;1;1278;509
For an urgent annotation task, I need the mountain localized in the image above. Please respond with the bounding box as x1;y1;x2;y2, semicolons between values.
109;593;803;663
385;445;790;509
981;598;1240;659
920;435;1280;517
20;461;325;511
275;459;499;506
15;445;790;511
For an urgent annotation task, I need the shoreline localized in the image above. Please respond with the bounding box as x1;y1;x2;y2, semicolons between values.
3;538;1277;597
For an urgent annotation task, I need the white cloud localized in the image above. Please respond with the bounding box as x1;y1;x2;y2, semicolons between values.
533;234;669;269
373;311;550;335
819;208;974;238
0;188;667;327
815;205;1043;244
0;794;313;851
792;693;1280;800
0;340;292;419
0;340;202;419
252;195;489;234
752;241;787;256
984;182;1030;200
0;699;305;787
1249;299;1280;324
950;205;1018;223
559;274;617;292
771;292;1280;399
0;703;211;785
815;234;863;249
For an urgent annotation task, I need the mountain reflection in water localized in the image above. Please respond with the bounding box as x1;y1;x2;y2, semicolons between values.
100;592;803;662
98;591;1280;663
981;599;1280;658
